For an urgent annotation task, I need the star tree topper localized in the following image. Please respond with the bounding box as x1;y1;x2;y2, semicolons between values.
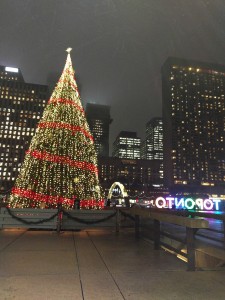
66;47;72;53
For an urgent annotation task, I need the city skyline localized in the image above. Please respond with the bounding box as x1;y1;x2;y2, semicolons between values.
1;57;224;197
1;1;225;146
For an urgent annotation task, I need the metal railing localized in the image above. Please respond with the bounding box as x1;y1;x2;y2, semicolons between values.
1;205;224;271
120;205;225;271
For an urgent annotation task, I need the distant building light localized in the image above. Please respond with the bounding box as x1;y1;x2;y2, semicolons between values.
201;182;215;186
5;67;19;73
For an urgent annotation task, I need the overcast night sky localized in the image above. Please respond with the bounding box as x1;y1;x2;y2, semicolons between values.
1;0;225;153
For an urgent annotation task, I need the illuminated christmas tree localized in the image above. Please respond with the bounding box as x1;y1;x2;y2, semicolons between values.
9;48;102;209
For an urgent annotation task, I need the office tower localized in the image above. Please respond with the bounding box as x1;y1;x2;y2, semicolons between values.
0;65;24;81
98;156;166;197
0;65;48;192
141;117;163;160
112;131;141;159
162;57;225;194
86;103;112;157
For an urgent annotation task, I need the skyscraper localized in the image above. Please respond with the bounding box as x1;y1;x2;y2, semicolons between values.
112;131;141;159
86;103;112;157
141;117;163;160
162;57;225;194
0;65;48;192
0;65;24;81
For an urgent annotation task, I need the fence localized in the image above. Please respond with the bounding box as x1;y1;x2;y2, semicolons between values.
0;207;58;229
123;205;225;271
1;205;224;271
0;207;119;231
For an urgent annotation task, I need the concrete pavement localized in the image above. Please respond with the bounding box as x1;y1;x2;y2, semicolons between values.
0;228;225;300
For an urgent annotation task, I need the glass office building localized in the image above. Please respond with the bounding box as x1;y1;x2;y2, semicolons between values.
162;57;225;194
86;103;112;157
0;65;48;192
112;131;141;160
141;117;163;160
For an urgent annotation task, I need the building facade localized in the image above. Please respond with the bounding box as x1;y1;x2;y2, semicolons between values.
112;131;141;159
0;65;48;192
86;103;112;157
98;156;165;198
162;57;225;195
141;117;163;160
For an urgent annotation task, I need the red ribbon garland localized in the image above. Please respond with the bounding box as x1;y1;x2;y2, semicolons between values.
26;149;98;174
38;122;93;141
64;68;74;77
57;78;80;95
11;187;73;205
11;187;104;207
48;98;84;114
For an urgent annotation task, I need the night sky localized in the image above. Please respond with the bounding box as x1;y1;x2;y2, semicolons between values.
1;0;225;153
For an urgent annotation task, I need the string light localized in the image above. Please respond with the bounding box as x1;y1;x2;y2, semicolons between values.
26;149;98;173
48;98;84;114
38;121;93;141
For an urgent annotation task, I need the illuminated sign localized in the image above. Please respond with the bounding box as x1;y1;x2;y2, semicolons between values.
154;196;221;211
5;67;19;73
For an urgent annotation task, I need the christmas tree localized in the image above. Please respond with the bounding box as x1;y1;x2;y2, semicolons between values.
9;48;102;209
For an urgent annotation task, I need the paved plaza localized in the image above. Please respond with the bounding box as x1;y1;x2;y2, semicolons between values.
0;228;225;300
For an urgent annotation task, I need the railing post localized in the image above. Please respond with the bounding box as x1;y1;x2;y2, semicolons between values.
0;207;2;229
223;220;225;249
56;204;62;234
154;219;160;250
186;227;195;271
135;214;140;239
116;209;120;233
